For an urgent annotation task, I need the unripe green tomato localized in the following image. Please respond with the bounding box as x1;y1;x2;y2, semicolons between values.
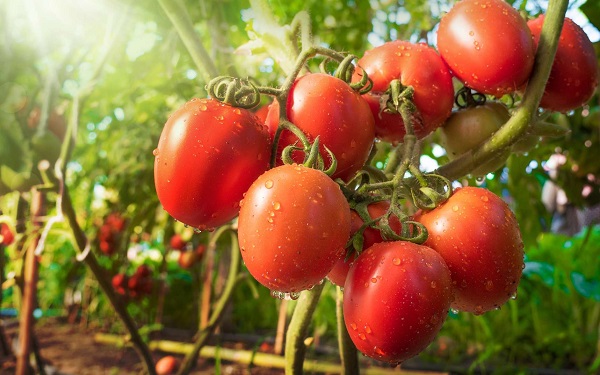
440;102;511;176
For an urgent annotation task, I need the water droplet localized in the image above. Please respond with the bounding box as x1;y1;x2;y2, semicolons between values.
358;333;366;340
430;281;437;288
365;325;372;334
152;148;159;156
350;323;357;330
481;195;489;202
474;305;484;315
485;280;494;291
469;30;475;36
267;217;274;223
199;104;207;111
371;277;378;283
392;257;401;266
452;205;459;212
272;201;281;210
265;180;274;189
450;308;459;314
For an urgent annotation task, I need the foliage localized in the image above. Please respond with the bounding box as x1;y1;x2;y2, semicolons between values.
0;0;599;373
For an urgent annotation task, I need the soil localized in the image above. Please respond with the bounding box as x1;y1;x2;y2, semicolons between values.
0;318;288;375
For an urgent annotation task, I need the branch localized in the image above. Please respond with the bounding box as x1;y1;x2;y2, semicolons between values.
436;0;568;181
157;0;219;82
284;283;325;375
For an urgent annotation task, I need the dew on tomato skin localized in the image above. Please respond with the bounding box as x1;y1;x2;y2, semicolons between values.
350;322;357;330
152;148;159;156
264;180;274;189
358;333;367;341
392;257;402;266
430;281;437;289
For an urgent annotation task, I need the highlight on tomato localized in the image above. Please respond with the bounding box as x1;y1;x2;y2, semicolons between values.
437;0;535;96
527;16;599;112
267;73;375;181
343;241;454;364
237;163;351;297
415;187;525;315
154;98;271;231
353;40;455;143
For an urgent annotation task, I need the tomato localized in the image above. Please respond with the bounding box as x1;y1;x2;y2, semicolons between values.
0;223;15;246
437;0;535;96
112;273;128;295
268;73;375;181
154;98;271;230
415;187;524;314
178;250;199;269
169;234;187;250
527;16;599;112
155;356;179;375
253;103;271;124
238;164;351;294
352;41;455;143
440;101;511;176
343;241;453;364
328;201;402;287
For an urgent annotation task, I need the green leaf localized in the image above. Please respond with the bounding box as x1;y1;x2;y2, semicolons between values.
570;272;600;301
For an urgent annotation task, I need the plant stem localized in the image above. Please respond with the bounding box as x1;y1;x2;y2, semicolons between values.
62;184;157;375
284;282;325;375
176;231;242;375
16;189;45;375
436;0;568;181
336;287;359;375
157;0;219;83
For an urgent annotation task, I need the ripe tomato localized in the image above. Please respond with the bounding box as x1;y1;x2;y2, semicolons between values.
437;0;535;96
528;16;599;112
343;241;453;364
415;187;524;314
178;250;199;269
353;41;455;143
112;273;128;295
154;98;271;230
268;74;375;181
238;164;351;294
155;356;178;375
169;234;187;250
0;223;15;246
328;201;402;287
440;101;511;176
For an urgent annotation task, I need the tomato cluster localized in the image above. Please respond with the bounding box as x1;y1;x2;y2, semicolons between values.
152;0;595;365
96;212;126;256
112;264;154;299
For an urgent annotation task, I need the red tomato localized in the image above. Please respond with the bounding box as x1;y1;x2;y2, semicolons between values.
268;74;375;181
154;98;271;230
437;0;535;96
353;41;455;143
238;164;351;294
343;241;453;364
0;223;14;246
415;187;524;314
169;234;187;251
528;16;599;112
440;102;511;176
112;273;128;295
155;356;178;375
328;201;402;287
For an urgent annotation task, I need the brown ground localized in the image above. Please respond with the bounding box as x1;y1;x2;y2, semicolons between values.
0;319;287;375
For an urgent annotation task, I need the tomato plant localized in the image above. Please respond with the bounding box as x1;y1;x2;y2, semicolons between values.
528;16;599;112
415;187;524;314
437;0;535;96
440;101;511;176
268;73;375;181
328;201;402;287
343;241;453;364
154;98;271;230
353;41;455;143
238;163;351;294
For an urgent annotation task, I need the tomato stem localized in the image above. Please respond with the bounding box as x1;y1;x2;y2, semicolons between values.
336;287;359;375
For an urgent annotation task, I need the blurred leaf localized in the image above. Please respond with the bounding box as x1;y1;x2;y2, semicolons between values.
571;272;600;301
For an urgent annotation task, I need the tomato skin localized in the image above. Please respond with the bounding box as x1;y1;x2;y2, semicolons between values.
0;223;15;246
353;41;455;143
415;187;524;314
154;98;271;230
437;0;535;96
269;74;375;181
238;164;351;293
155;356;178;375
328;201;402;287
440;102;511;176
343;241;453;364
528;16;599;112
